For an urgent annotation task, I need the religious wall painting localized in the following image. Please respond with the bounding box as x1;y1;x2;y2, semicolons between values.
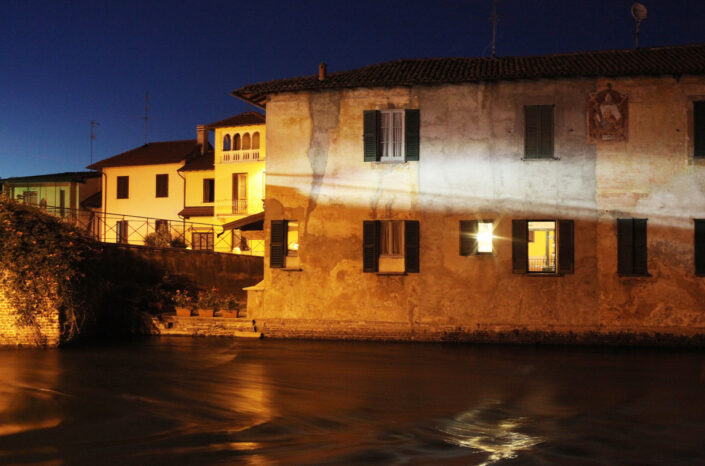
588;88;628;142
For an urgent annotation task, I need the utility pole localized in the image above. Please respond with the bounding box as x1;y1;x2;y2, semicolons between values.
144;91;149;144
490;0;499;58
90;120;99;164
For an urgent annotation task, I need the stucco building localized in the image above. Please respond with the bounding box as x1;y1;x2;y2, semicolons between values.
232;43;705;342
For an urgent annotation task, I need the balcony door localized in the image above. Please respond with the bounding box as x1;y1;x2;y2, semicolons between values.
232;173;247;214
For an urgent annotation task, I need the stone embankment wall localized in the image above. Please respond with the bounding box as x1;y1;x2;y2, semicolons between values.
103;244;263;298
0;286;60;347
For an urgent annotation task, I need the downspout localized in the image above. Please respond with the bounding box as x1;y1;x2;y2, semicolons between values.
177;166;187;245
101;171;107;242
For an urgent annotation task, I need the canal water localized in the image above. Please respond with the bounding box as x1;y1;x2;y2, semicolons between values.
1;338;705;464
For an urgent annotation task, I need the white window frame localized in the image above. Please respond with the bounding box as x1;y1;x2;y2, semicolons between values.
379;109;405;162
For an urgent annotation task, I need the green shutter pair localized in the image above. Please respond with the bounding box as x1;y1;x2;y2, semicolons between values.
524;105;554;159
363;109;420;162
617;218;648;276
362;220;420;273
511;219;574;274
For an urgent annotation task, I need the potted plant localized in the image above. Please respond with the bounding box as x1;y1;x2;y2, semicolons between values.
220;295;239;318
196;288;218;317
173;290;193;317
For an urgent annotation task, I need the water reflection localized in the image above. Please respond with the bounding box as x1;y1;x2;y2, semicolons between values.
0;339;704;464
440;400;542;465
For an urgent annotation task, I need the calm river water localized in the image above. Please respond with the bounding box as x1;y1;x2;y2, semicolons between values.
1;337;705;464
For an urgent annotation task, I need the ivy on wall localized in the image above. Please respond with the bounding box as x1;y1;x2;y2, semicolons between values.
0;196;102;342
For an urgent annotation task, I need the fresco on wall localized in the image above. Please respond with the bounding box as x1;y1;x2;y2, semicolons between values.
588;88;628;142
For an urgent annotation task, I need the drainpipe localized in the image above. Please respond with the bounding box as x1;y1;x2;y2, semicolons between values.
101;171;107;242
177;167;187;244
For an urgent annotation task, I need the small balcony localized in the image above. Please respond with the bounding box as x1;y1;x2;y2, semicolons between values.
232;199;248;214
222;150;260;163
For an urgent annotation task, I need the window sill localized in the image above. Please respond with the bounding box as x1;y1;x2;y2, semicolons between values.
526;272;563;277
690;157;705;166
618;273;651;277
372;160;409;165
521;157;560;161
376;272;407;276
281;267;302;272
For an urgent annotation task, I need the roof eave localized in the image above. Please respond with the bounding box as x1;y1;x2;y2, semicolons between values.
231;90;267;110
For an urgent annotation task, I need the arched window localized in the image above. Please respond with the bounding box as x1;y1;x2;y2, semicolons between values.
234;133;242;151
252;132;260;149
223;134;231;151
242;133;251;150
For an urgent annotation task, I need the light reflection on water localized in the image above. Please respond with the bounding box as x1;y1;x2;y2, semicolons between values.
0;338;704;464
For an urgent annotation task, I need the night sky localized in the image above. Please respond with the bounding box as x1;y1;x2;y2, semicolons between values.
1;0;704;178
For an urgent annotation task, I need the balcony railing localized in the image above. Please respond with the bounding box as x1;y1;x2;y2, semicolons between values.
232;199;248;214
222;150;260;163
528;256;556;273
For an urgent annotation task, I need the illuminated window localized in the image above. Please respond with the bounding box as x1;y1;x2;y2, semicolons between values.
116;176;129;199
270;220;301;269
524;105;554;159
512;219;573;274
223;134;231;151
287;221;299;257
363;220;419;274
363;109;420;162
460;220;493;255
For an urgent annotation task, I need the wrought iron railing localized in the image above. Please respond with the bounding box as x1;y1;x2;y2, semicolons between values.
38;205;263;256
528;256;556;273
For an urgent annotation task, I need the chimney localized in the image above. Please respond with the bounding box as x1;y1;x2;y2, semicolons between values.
318;62;327;81
196;125;207;155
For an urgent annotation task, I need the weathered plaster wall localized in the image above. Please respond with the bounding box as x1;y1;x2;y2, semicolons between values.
0;284;60;347
595;75;705;333
259;80;613;337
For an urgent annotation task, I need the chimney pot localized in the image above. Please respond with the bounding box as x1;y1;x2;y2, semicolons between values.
318;62;327;81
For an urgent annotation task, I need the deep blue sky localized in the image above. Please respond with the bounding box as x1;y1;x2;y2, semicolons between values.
1;0;704;178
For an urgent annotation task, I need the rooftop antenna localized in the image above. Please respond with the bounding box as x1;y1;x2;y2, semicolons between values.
490;0;499;58
143;91;149;144
90;120;99;164
631;3;648;48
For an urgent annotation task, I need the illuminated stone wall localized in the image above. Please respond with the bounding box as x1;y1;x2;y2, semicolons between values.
252;75;705;342
0;285;61;347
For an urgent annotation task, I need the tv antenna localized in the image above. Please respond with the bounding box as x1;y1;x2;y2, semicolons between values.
631;3;648;48
490;0;499;58
90;120;99;164
143;91;149;144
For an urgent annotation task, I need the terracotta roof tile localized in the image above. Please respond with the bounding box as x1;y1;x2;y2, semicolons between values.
233;43;705;107
87;140;201;169
179;151;214;172
205;111;265;129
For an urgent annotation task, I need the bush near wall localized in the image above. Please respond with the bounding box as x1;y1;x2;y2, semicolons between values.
0;197;102;344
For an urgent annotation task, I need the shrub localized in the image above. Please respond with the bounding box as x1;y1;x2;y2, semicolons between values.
144;225;172;248
0;197;102;343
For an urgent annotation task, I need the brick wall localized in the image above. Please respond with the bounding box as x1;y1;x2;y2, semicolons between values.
0;285;61;347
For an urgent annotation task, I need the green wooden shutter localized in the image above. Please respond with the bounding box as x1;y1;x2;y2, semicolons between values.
539;105;554;158
524;106;540;159
617;219;633;275
558;219;574;274
405;220;420;273
512;220;528;273
459;220;478;256
633;218;648;275
405;109;420;161
695;219;705;275
694;101;705;157
363;220;379;272
270;220;286;268
363;110;380;162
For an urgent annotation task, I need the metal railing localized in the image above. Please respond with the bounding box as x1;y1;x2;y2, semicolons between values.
232;199;248;214
38;204;264;256
528;256;556;273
